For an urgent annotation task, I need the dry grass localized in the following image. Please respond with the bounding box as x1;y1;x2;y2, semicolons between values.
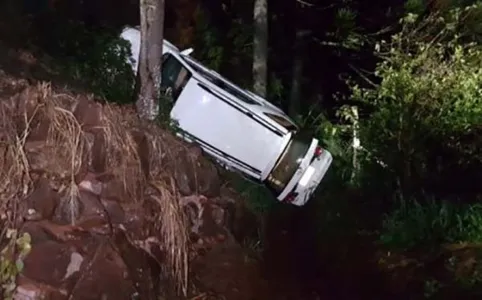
150;179;189;295
0;75;191;294
103;105;190;293
0;98;30;240
102;105;145;202
45;86;85;224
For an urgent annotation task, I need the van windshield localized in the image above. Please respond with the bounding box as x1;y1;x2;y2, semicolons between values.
161;54;192;102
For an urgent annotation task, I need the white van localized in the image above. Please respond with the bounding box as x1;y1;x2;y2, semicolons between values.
120;27;332;206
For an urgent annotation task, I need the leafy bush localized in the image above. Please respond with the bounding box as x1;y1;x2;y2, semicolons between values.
381;198;482;250
62;32;135;103
34;20;135;103
346;4;482;250
307;4;482;251
0;230;32;299
348;4;482;199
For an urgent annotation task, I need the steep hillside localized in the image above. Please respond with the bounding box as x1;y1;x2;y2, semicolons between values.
0;71;267;300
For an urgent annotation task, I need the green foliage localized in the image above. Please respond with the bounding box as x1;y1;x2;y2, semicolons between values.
381;199;482;250
404;0;426;14
424;278;443;298
349;4;482;197
267;73;285;105
309;4;482;260
229;174;275;214
192;9;224;71
156;92;180;133
333;6;363;51
302;109;354;184
35;21;135;103
1;230;32;299
226;18;253;88
299;105;377;240
342;4;482;253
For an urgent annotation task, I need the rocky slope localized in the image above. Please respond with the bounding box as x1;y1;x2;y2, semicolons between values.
0;72;265;300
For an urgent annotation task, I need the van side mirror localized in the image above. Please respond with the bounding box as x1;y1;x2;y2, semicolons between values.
180;48;194;55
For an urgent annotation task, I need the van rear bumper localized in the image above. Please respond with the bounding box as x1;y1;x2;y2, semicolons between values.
275;138;318;202
289;149;332;206
274;137;332;206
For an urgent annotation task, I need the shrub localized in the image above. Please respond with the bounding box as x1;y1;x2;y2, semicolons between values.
307;4;482;250
348;4;482;200
352;4;482;250
381;198;482;250
0;230;32;299
34;20;135;103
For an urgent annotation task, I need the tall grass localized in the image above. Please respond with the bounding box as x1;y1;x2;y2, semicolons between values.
381;198;482;250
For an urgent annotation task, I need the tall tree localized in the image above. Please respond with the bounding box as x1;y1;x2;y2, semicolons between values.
289;29;309;118
253;0;268;98
136;0;164;120
288;2;310;118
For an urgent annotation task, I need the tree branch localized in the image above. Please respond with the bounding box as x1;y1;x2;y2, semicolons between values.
348;63;378;87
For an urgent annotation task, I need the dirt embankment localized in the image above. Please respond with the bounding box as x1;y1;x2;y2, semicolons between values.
0;72;266;300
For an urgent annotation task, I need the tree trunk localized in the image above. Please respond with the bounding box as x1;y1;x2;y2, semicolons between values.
288;29;306;119
253;0;268;98
136;0;164;120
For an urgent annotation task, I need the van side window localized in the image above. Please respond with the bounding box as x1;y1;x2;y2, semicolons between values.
183;58;259;106
161;54;192;102
264;113;298;131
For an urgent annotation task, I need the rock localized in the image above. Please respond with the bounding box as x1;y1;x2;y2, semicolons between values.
77;190;104;217
174;168;192;196
14;275;68;300
24;177;59;220
74;139;90;184
101;198;126;224
22;239;79;287
20;222;53;244
173;149;221;197
25;143;74;180
100;178;130;203
14;86;41;120
73;99;104;133
78;172;103;195
27;117;50;143
25;143;51;174
0;75;258;299
22;220;88;244
195;159;221;198
19;221;140;300
120;203;148;239
90;132;108;173
112;228;160;300
186;144;221;198
66;242;138;300
131;130;150;179
180;195;232;250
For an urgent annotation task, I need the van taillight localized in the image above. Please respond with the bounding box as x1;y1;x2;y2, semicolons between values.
314;146;323;157
283;191;298;203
